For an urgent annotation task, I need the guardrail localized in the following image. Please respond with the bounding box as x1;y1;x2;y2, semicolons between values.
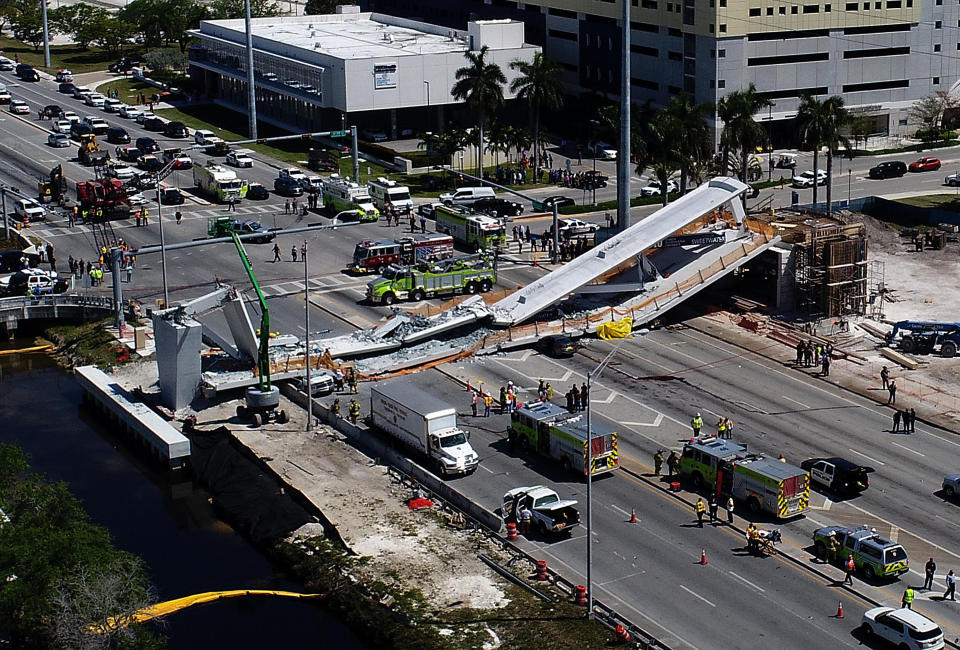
0;293;115;311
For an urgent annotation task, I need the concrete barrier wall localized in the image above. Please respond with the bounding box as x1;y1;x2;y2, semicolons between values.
279;383;503;533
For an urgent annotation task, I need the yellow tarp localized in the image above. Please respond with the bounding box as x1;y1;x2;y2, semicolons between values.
597;316;633;340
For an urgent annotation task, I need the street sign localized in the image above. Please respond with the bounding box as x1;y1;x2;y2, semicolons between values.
330;130;348;138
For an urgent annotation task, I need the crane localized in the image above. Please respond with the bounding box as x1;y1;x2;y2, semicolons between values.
231;231;288;427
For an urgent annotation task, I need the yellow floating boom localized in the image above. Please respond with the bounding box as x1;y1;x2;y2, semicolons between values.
0;343;54;356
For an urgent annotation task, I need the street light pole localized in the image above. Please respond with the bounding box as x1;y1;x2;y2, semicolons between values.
847;168;851;205
155;173;169;308
244;0;258;140
41;0;51;69
617;0;631;232
304;239;312;433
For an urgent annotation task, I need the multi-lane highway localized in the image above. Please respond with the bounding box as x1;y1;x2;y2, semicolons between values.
3;68;960;649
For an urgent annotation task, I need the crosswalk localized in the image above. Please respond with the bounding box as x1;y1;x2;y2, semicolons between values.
258;273;369;299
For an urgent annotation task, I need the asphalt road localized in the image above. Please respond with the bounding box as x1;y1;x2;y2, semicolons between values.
4;70;960;648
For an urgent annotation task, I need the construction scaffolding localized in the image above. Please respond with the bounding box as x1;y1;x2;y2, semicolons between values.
771;213;869;318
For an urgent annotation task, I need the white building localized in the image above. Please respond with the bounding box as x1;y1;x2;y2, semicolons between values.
188;6;540;138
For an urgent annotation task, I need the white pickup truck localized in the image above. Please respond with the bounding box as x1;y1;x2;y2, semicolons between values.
502;486;580;536
14;198;46;222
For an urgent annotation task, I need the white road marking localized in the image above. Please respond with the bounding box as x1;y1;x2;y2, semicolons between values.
599;571;647;587
848;448;885;466
621;414;664;427
890;441;925;457
935;515;960;529
728;571;766;593
889;526;899;543
680;585;716;607
781;395;810;408
478;464;494;474
610;504;632;518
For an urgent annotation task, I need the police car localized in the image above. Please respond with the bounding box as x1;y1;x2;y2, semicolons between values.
800;457;874;496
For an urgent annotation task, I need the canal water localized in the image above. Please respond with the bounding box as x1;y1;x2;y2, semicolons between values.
0;349;366;649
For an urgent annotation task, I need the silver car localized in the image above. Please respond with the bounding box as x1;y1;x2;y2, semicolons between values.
47;133;70;147
943;474;960;499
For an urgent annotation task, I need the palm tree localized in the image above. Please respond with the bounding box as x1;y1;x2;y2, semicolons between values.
510;53;564;182
452;46;506;178
485;121;510;169
665;93;714;194
821;96;851;216
719;85;772;187
636;109;682;207
796;93;830;206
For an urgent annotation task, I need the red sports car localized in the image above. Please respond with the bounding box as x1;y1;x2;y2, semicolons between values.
909;157;941;172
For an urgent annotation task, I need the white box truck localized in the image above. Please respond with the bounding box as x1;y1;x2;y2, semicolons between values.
370;382;479;477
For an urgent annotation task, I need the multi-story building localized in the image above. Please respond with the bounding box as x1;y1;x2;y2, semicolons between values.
364;0;958;144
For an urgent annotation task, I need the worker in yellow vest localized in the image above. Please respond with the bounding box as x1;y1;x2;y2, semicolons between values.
695;498;706;528
716;417;726;438
691;413;703;436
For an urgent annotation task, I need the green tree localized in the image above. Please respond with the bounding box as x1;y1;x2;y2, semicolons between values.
484;121;511;168
820;96;851;216
93;16;136;55
117;0;167;49
796;93;830;207
305;0;349;14
664;93;713;194
51;3;110;49
509;53;564;182
9;0;46;50
635;109;682;207
144;48;188;72
452;45;506;178
718;84;772;188
208;0;281;19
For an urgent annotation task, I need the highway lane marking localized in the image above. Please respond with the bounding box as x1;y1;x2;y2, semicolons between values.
598;571;646;587
679;585;716;607
890;441;925;457
935;514;960;529
848;448;885;466
728;571;766;593
782;395;810;408
889;526;899;542
610;504;633;518
621;414;664;427
478;463;494;473
843;500;960;561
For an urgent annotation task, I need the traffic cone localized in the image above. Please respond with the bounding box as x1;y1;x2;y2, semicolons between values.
629;508;637;523
466;379;471;392
835;601;844;618
700;548;707;565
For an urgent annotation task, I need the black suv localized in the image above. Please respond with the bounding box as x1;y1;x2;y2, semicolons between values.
16;64;39;81
473;196;523;217
70;122;93;140
106;126;130;144
868;161;907;179
273;177;303;197
58;82;78;94
143;117;165;132
136;137;160;154
163;121;189;138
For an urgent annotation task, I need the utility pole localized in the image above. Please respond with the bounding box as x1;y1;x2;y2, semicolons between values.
42;0;51;69
351;125;360;182
110;248;124;333
618;0;631;232
244;0;258;140
304;239;313;433
156;174;169;308
1;188;9;240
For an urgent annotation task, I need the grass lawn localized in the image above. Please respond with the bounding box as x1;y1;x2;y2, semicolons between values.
98;77;157;104
895;193;960;212
0;36;145;74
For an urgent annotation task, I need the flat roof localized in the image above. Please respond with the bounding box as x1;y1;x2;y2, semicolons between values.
215;14;482;60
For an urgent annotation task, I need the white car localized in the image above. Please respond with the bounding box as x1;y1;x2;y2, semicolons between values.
595;141;617;160
135;110;155;124
83;116;109;133
640;179;678;196
108;164;137;180
127;192;148;206
9;100;30;115
47;133;70;148
14;198;45;222
792;170;828;188
861;607;944;650
0;91;11;104
0;57;13;71
61;111;79;123
119;105;141;119
556;218;600;235
84;93;106;107
194;129;223;145
278;167;307;182
103;98;122;113
72;86;92;99
226;149;254;167
52;119;73;133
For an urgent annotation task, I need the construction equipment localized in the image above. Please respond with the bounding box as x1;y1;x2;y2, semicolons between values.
77;133;110;167
75;178;132;221
37;165;65;204
508;401;620;477
678;437;810;519
887;320;960;357
349;233;453;274
231;231;287;428
365;252;496;305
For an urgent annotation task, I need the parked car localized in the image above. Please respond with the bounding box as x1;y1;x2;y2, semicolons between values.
791;170;828;188
156;185;184;205
5;270;66;295
108;58;137;73
14;198;46;222
127;192;148;206
246;182;269;200
640;179;679;196
538;195;575;211
103;98;123;113
501;486;580;537
116;146;143;163
594;141;617;160
82;116;109;135
8;100;30;115
61;111;79;123
58;82;78;94
909;157;941;172
136;137;160;154
945;173;960;187
274;177;303;197
137;155;163;172
473;196;523;217
143;117;166;131
15;64;39;82
71;86;92;99
800;457;874;496
47;133;70;148
162;121;189;138
134;110;155;124
55;69;74;83
417;202;441;219
554;218;600;236
166;152;193;169
70;122;93;140
226;149;254;167
0;90;11;104
106;126;130;144
860;607;944;650
360;128;388;142
0;57;14;72
119;105;142;120
943;474;960;499
536;334;579;358
83;93;106;107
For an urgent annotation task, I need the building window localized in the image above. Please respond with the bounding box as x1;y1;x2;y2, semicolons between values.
803;4;819;11
863;2;868;7
609;37;614;49
718;80;726;88
668;50;683;60
748;52;830;65
749;7;761;15
846;1;857;7
780;6;786;12
710;23;715;32
548;29;578;41
719;48;726;57
934;43;941;51
720;0;726;6
710;0;714;6
720;23;727;31
842;79;909;91
934;76;940;84
936;20;942;27
843;46;910;58
887;0;901;6
875;1;881;6
641;0;658;6
669;27;682;36
667;2;672;10
906;0;912;6
899;119;907;126
767;7;774;13
792;5;799;12
825;4;831;10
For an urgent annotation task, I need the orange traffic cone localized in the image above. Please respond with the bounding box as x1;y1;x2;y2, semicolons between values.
835;601;844;618
629;508;637;523
700;548;707;565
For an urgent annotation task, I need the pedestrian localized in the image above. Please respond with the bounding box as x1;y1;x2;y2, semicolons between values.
695;498;705;527
273;244;281;262
844;554;855;585
716;416;726;439
228;197;236;212
924;558;937;590
565;389;574;412
880;366;890;390
291;246;298;262
827;532;840;564
292;198;298;213
724;417;734;439
691;412;703;437
821;353;830;376
545;383;553;401
470;391;478;417
909;408;916;433
519;504;532;536
708;494;718;523
726;496;735;524
538;378;545;400
581;382;589;409
285;199;291;214
419;214;427;233
175;210;183;225
796;340;804;365
653;449;664;476
945;570;956;601
333;368;344;391
902;586;915;610
300;244;306;261
893;409;902;433
888;380;897;404
348;370;358;394
571;385;580;412
499;386;507;414
667;450;679;477
483;393;492;417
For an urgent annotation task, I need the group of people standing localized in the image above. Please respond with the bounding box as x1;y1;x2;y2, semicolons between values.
795;339;833;376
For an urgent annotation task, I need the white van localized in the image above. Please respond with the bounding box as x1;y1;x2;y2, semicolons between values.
439;186;495;207
368;177;413;214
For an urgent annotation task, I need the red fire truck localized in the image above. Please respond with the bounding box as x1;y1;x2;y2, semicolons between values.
349;233;454;274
